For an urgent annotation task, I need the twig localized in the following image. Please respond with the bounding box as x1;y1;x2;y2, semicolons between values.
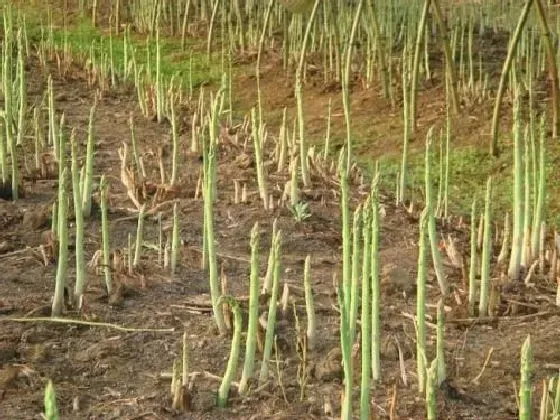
389;384;397;420
449;311;553;325
187;246;250;263
471;347;494;385
161;370;242;389
0;247;35;259
1;316;175;333
394;336;408;387
169;304;213;314
400;311;437;329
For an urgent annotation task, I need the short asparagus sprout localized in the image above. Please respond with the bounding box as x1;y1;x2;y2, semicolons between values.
128;112;143;184
51;201;57;237
47;74;56;151
251;107;268;209
171;202;180;275
468;198;477;314
540;378;549;420
158;211;163;266
0;119;7;184
303;255;315;351
277;107;288;172
349;205;362;345
82;100;97;218
16;29;26;150
133;204;146;268
259;230;282;384
8;113;18;200
172;331;190;411
339;146;351;323
127;233;133;276
519;335;532;420
479;177;492;317
44;380;59;420
509;91;523;281
52;168;69;316
531;115;546;260
100;175;112;294
324;98;332;160
426;359;438;420
171;359;181;406
436;299;446;385
57;114;66;196
217;295;242;408
425;127;447;295
182;331;189;388
338;283;353;420
262;218;278;294
239;222;260;395
497;211;510;265
170;94;179;185
554;372;560;415
289;154;299;207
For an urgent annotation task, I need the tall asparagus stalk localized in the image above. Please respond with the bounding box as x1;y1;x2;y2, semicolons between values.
360;197;372;419
508;92;524;281
205;90;226;335
303;255;316;351
417;208;429;394
259;230;282;383
479;177;492;317
531;115;546;261
425;128;447;295
52;168;69;316
468;198;477;314
371;173;381;383
82;100;97;218
70;130;86;307
294;0;321;187
239;222;260;394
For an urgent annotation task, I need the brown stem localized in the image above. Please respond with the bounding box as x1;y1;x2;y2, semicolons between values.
431;0;459;114
534;0;559;139
490;0;534;157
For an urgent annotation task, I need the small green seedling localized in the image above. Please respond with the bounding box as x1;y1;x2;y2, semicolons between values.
290;201;312;222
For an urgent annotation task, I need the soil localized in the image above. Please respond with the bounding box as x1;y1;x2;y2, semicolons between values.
1;3;560;420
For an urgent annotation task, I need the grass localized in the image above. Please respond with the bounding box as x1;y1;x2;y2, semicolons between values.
24;14;222;94
370;139;560;227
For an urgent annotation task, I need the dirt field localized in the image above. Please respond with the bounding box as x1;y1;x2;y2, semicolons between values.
1;1;560;419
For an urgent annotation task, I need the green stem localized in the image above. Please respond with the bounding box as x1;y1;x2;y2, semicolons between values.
52;168;68;316
479;177;492;317
417;209;428;394
100;175;112;294
259;230;282;384
217;296;242;407
70;130;85;305
239;222;260;394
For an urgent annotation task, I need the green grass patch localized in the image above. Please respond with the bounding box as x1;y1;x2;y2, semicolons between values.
23;13;223;92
